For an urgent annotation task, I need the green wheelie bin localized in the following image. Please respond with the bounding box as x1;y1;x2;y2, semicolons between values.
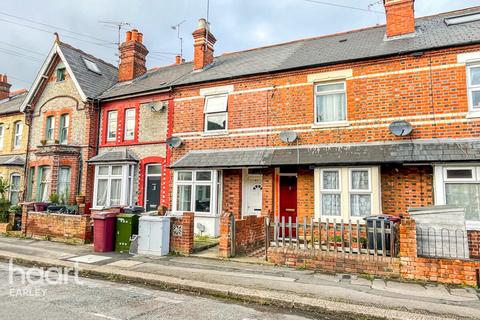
115;213;139;253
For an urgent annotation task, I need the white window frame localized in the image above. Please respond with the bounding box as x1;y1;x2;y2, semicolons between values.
434;165;480;229
107;110;117;142
59;113;69;145
13;121;22;149
314;166;381;222
172;170;219;216
314;81;347;126
124;108;136;140
0;124;4;150
466;64;480;117
93;163;135;209
319;169;342;219
204;94;228;133
9;173;21;205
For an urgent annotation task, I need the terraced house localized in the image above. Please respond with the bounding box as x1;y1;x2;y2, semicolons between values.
0;75;28;204
20;39;117;207
164;0;480;273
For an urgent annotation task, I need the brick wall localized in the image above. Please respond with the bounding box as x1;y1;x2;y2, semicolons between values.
222;170;242;220
267;247;401;278
219;213;266;257
169;212;194;255
468;230;480;259
21;206;92;244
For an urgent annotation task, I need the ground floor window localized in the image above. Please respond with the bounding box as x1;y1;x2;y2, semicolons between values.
27;167;35;201
434;165;480;229
173;170;220;215
57;167;71;204
314;166;381;221
93;164;134;208
37;166;51;202
9;173;21;205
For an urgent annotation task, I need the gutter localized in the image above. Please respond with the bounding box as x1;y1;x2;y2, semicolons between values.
98;87;172;102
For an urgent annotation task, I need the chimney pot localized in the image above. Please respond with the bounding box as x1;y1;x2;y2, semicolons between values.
125;31;132;41
137;33;143;43
384;0;415;38
175;55;182;65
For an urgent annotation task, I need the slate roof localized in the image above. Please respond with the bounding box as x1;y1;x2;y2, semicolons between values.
99;6;480;99
87;149;139;163
171;139;480;168
0;92;27;115
58;42;118;99
0;155;25;166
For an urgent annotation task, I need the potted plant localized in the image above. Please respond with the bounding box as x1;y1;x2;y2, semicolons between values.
49;192;59;204
75;193;85;204
40;139;47;146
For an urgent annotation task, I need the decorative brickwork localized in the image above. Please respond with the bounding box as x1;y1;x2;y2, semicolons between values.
169;212;194;255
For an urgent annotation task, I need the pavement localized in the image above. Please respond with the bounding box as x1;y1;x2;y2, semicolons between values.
0;236;479;320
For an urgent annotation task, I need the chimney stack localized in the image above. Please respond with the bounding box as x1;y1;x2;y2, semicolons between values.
384;0;415;38
118;29;149;82
175;54;182;65
192;18;216;70
0;74;11;100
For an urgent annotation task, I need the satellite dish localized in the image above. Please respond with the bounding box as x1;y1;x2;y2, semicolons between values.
279;130;298;143
166;136;182;148
389;120;413;137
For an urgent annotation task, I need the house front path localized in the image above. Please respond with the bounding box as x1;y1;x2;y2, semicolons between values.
0;236;479;320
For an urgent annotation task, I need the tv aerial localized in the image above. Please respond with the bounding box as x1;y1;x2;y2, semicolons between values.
279;130;298;143
171;20;187;59
166;136;182;148
389;120;413;137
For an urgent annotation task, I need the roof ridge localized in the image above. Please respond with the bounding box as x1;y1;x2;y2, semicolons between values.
58;41;118;70
218;5;480;58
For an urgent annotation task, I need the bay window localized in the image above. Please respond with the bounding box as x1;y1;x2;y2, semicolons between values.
315;167;380;220
57;167;71;203
93;164;134;208
124;108;136;140
37;166;51;202
173;170;219;214
434;166;480;229
107;110;117;141
204;94;228;132
314;81;346;124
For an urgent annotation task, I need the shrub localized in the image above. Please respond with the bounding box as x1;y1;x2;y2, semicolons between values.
0;198;11;223
49;193;59;204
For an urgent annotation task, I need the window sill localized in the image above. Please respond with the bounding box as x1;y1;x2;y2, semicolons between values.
312;121;349;129
466;111;480;119
202;130;229;137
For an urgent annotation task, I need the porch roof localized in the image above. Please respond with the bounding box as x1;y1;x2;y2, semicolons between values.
87;149;138;164
170;139;480;169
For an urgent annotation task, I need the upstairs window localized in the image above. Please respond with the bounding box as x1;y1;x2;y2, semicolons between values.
59;113;69;144
45;116;55;141
467;65;480;114
13;121;22;149
56;67;66;82
107;110;117;141
204;94;228;132
124;108;135;140
0;124;4;150
314;82;346;124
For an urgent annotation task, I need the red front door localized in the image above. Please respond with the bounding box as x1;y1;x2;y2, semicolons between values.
279;175;297;238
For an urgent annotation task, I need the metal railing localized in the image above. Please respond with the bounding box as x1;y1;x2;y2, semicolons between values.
416;226;470;259
268;216;398;257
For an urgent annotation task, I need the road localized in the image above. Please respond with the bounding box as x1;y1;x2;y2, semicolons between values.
0;262;324;320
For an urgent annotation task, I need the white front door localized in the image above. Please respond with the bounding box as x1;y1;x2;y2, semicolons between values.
243;170;263;216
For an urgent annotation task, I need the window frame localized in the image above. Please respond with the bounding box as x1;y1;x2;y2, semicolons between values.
93;163;135;209
36;166;51;202
124;108;136;141
0;123;4;150
45;116;55;142
57;166;71;204
314;166;380;222
313;80;347;125
59;113;69;145
106;110;118;142
203;94;228;133
13;121;22;149
434;165;480;229
172;170;219;216
56;67;66;82
466;64;480;116
27;167;35;201
9;173;21;205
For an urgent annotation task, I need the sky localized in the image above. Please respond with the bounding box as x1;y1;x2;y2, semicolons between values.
2;0;480;90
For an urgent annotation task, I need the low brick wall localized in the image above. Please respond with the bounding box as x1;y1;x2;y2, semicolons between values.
22;211;92;244
234;215;265;255
169;212;194;255
268;247;401;278
400;217;480;286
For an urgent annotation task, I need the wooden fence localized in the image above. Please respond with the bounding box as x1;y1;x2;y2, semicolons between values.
267;217;399;257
